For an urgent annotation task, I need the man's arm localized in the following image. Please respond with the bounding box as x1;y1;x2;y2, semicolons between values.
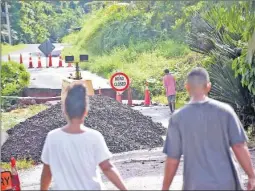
227;108;255;190
232;143;255;178
162;117;182;190
100;160;127;190
162;157;180;190
40;164;52;190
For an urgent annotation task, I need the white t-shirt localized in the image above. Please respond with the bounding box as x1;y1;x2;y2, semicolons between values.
41;127;112;190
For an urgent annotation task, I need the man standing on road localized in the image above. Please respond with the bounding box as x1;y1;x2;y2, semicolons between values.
163;69;176;114
162;67;255;190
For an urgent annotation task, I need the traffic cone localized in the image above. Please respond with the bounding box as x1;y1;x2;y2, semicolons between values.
37;53;42;68
48;54;52;68
67;62;72;67
8;54;11;61
58;54;63;67
144;82;150;107
116;92;122;103
128;87;132;106
10;157;21;191
19;54;23;64
98;87;102;95
29;54;34;68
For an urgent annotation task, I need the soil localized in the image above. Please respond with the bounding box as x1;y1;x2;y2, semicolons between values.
1;95;166;162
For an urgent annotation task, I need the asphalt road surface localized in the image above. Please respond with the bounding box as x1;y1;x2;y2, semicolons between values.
1;44;110;89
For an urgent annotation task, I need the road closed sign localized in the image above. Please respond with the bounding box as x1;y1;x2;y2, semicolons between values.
110;72;130;92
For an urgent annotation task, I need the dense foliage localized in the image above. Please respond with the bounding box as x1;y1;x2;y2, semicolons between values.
1;1;87;44
1;61;30;96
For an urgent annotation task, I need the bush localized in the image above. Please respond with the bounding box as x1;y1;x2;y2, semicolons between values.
1;61;30;96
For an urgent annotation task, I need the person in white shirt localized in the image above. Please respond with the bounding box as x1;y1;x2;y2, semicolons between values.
40;81;127;190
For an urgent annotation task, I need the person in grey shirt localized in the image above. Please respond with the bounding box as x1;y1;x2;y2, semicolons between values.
162;67;255;190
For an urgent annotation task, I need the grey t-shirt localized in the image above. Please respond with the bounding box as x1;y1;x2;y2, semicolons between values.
163;98;248;190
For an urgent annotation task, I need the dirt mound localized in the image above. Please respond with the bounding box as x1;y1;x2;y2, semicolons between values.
1;95;166;162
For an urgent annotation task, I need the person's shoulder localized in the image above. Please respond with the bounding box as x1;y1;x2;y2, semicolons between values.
85;128;104;139
47;128;62;137
207;98;234;114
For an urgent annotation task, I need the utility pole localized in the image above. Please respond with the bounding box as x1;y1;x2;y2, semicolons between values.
5;1;12;45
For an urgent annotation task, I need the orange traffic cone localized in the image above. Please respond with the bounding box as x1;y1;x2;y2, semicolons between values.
58;55;63;67
8;54;11;61
116;92;122;103
98;87;102;95
37;53;42;68
19;54;23;64
10;157;21;191
48;54;52;68
144;82;150;107
127;87;132;106
67;62;72;67
29;54;33;68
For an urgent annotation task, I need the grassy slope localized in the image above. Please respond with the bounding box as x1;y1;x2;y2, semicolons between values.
62;5;206;105
1;44;26;55
2;105;49;131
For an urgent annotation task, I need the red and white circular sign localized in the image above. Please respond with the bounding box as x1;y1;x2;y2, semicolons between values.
110;72;130;92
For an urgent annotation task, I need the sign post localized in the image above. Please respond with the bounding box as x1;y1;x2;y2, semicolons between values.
110;72;130;103
38;39;55;67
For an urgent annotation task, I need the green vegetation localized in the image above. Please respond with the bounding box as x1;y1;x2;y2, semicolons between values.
1;159;34;170
1;1;86;43
1;44;26;55
62;3;208;104
1;61;30;96
1;105;49;131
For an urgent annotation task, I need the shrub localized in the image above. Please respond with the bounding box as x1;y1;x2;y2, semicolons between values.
1;61;30;96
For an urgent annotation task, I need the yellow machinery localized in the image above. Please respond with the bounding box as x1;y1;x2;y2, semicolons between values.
61;62;94;102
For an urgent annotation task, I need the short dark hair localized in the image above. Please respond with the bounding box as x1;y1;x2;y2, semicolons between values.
187;67;210;86
64;82;88;120
164;69;169;74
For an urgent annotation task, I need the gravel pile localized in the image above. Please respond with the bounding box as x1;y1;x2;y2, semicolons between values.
1;95;166;162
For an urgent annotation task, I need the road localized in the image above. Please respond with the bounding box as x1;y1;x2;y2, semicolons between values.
10;106;249;190
18;106;175;190
1;44;110;89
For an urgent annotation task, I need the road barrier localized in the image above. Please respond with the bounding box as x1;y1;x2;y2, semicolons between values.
28;53;33;68
10;157;21;191
116;92;122;103
58;54;63;67
37;53;42;68
48;54;52;68
144;82;151;107
1;157;21;191
127;86;132;106
19;54;23;64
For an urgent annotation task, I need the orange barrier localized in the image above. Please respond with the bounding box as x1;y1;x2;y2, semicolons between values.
144;82;150;107
28;54;33;68
116;92;122;103
58;55;63;67
37;53;42;68
1;157;21;191
67;62;72;67
10;157;21;191
127;87;132;106
48;54;52;68
19;54;23;64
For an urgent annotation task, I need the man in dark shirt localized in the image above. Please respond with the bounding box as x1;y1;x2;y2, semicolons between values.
162;67;255;190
